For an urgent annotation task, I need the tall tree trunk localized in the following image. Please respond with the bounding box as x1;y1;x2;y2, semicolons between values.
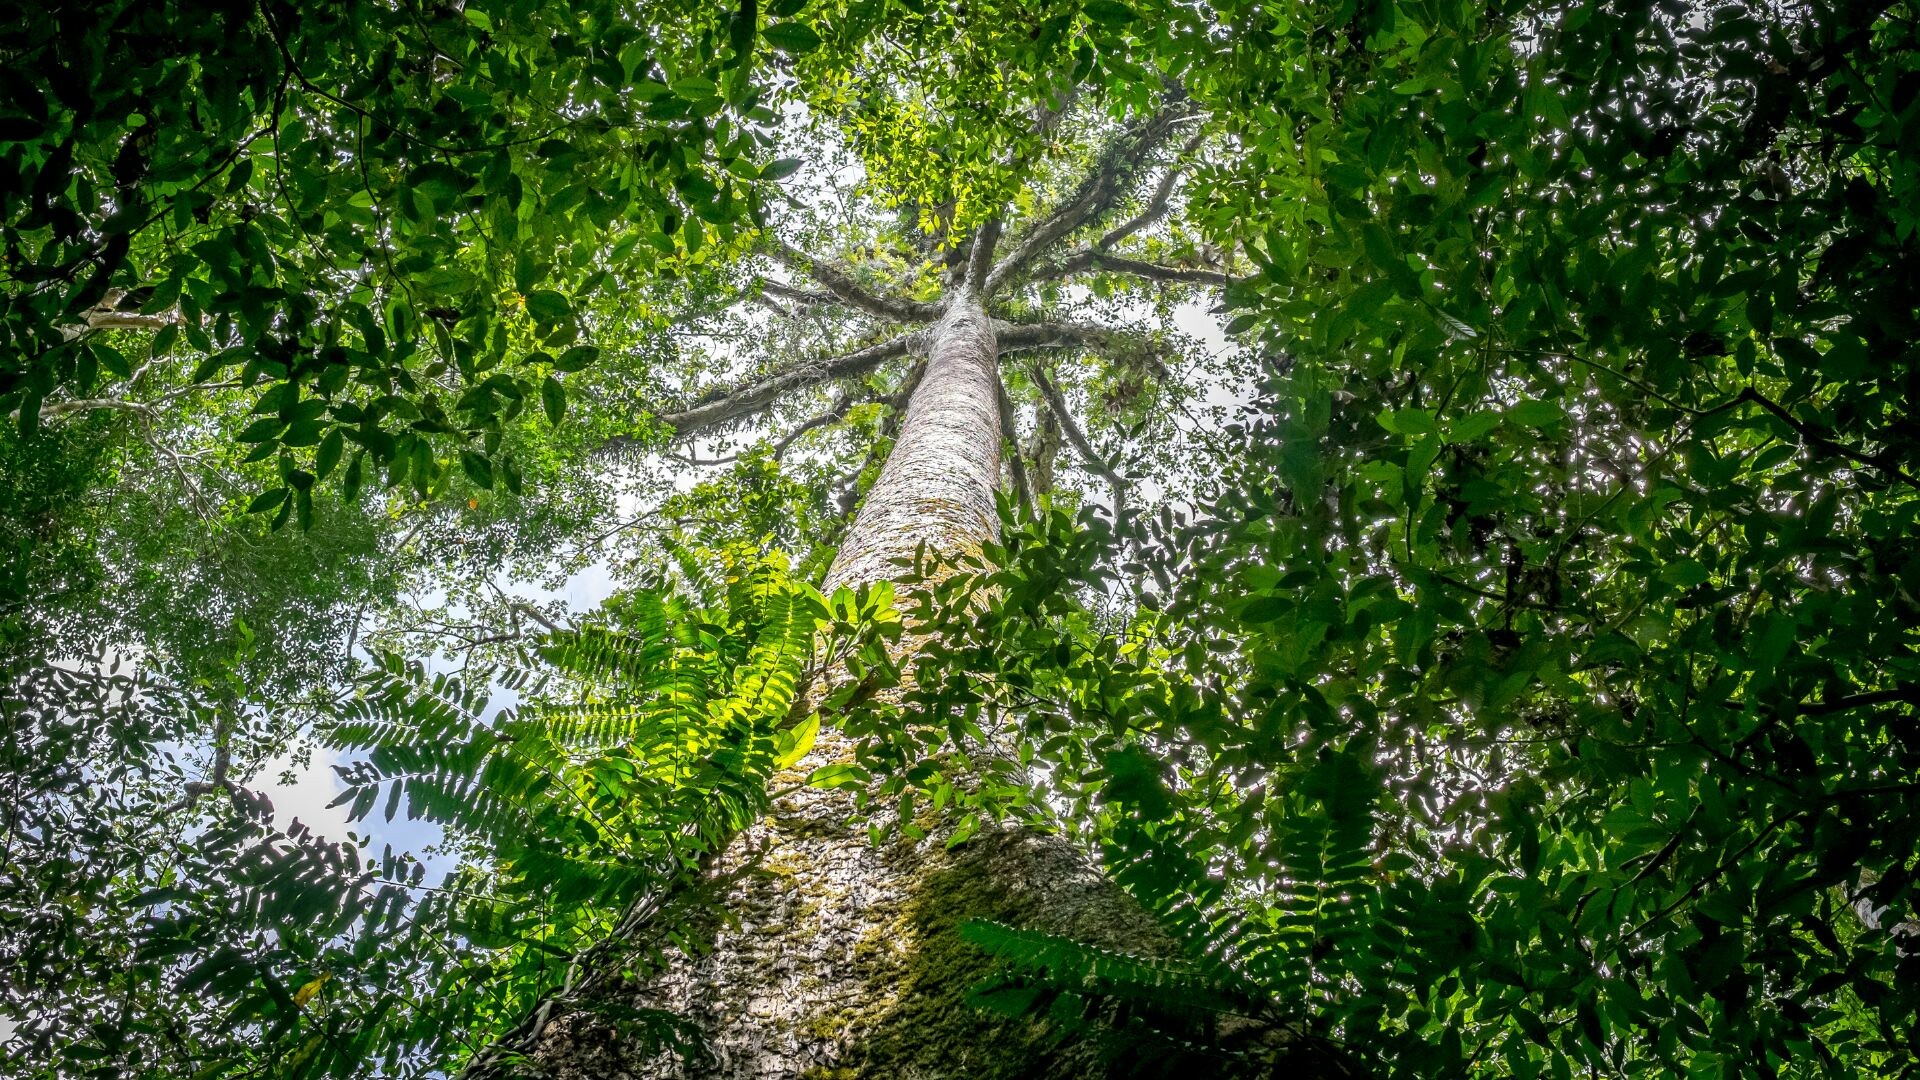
522;288;1164;1079
822;287;1001;592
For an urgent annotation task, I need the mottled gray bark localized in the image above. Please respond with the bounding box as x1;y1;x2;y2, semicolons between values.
519;283;1168;1080
823;289;1001;592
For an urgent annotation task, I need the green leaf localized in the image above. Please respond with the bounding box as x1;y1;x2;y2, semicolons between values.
542;376;566;427
1505;399;1564;428
460;451;495;490
1659;560;1709;587
246;487;288;514
16;391;40;439
808;763;870;790
280;419;325;447
1240;595;1292;623
760;158;803;181
1378;408;1437;435
760;22;821;53
314;428;345;479
552;345;599;373
1082;0;1135;26
524;290;571;323
774;714;819;769
409;163;474;207
341;451;365;503
1448;411;1503;442
237;417;286;443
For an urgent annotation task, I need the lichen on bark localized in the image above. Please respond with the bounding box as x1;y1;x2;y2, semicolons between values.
525;729;1164;1080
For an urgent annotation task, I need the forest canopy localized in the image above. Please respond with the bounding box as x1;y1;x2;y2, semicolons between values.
2;0;1917;1077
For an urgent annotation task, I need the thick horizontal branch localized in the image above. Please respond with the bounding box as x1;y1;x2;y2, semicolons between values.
1028;249;1238;288
654;330;927;439
758;279;836;310
993;318;1136;354
769;240;942;323
984;98;1200;296
77;310;177;333
41;397;161;420
62;288;181;340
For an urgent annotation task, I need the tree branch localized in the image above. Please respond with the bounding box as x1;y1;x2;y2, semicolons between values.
655;331;927;439
769;240;942;322
1096;128;1205;250
773;392;859;459
995;372;1034;516
1028;249;1238;288
1026;403;1061;498
664;392;872;468
61;288;181;340
39;397;161;420
983;97;1200;296
758;279;834;310
1030;366;1130;522
963;219;1003;292
828;361;925;524
1734;387;1920;490
994;318;1135;354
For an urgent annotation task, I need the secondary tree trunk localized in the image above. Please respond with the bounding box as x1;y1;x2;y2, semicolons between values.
521;288;1164;1079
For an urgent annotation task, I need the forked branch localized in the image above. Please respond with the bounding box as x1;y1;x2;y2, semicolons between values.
1096;128;1205;250
983;98;1201;296
963;219;1003;292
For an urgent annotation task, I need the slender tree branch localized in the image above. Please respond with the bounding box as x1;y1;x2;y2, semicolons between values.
1030;366;1129;521
827;361;925;525
654;331;927;439
39;397;161;420
162;707;237;816
995;372;1034;516
757;279;832;311
1026;404;1062;498
667;448;746;466
983;97;1200;296
1734;387;1920;490
1097;129;1206;250
1029;249;1239;288
772;392;859;459
768;240;942;322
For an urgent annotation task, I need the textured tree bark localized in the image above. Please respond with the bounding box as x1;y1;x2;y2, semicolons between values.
521;289;1164;1079
822;288;1001;593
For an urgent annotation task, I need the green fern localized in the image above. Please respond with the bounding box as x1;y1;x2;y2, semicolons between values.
319;548;828;1073
968;748;1383;1074
959;920;1300;1077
